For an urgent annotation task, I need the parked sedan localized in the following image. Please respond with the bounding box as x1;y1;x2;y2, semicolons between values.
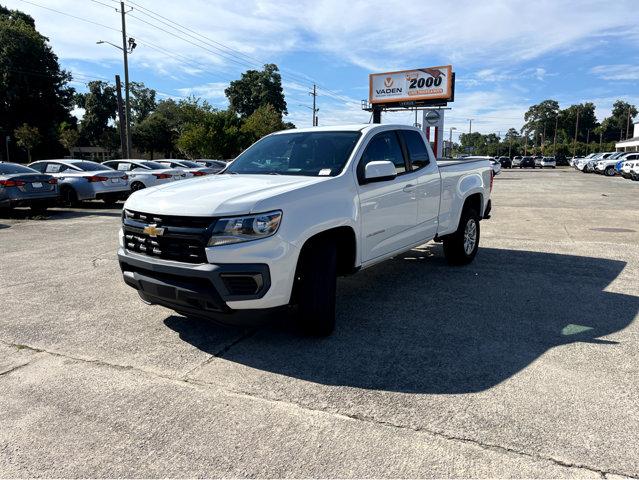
29;159;129;206
0;162;59;212
512;156;523;167
102;159;187;192
156;159;216;177
519;156;536;168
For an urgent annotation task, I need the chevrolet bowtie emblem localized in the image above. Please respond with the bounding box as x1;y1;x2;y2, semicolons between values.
143;224;165;237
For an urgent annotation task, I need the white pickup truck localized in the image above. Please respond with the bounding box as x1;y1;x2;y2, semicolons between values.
118;124;493;335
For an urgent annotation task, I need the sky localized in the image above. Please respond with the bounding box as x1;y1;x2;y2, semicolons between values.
4;0;639;140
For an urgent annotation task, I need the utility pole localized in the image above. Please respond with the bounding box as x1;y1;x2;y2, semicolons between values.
626;109;632;139
115;75;127;158
309;84;318;126
572;109;580;158
120;1;133;156
552;116;558;155
468;119;473;134
5;135;10;163
599;130;603;150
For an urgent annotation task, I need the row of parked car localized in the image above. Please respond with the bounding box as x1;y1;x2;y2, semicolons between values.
491;155;559;170
570;151;639;180
0;158;227;213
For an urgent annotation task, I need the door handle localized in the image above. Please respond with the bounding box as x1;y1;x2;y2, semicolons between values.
403;184;416;192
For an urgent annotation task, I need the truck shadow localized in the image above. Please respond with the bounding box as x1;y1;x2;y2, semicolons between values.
164;246;639;394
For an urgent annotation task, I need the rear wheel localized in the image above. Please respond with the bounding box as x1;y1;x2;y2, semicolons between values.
131;181;145;192
604;166;616;177
293;240;337;336
443;208;480;266
60;186;79;206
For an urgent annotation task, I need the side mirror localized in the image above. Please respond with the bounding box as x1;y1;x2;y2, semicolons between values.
363;160;397;183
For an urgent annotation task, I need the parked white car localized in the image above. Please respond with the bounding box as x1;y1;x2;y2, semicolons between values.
102;159;187;192
512;156;522;167
157;159;218;177
540;157;556;168
118;124;493;335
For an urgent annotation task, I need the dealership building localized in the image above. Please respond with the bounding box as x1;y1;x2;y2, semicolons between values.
616;120;639;152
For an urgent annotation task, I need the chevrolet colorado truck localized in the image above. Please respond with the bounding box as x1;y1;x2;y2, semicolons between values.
118;124;493;335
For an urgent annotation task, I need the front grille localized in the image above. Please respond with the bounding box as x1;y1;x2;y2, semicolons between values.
123;210;214;264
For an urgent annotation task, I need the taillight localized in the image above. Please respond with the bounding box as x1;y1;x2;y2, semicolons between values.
86;175;109;182
490;170;494;192
48;178;58;185
192;171;207;176
153;173;171;179
0;179;26;187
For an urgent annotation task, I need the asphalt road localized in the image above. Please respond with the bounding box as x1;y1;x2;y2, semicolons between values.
1;169;638;478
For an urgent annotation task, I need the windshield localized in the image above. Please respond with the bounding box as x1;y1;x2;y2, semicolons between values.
72;161;112;171
225;131;361;176
139;161;167;170
0;163;38;174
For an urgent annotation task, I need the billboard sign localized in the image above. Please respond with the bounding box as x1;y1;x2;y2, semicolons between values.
369;65;453;105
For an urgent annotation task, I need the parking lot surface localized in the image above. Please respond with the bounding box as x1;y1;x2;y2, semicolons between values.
1;169;638;478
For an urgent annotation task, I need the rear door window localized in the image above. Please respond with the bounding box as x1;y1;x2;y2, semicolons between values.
401;130;430;170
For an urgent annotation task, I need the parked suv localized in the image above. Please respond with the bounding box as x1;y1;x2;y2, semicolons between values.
512;156;522;167
498;156;512;168
29;159;129;205
540;157;556;168
519;156;535;168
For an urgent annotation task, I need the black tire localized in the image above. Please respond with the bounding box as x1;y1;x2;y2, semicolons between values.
294;240;337;336
604;166;616;177
443;208;480;266
60;186;79;206
131;181;145;192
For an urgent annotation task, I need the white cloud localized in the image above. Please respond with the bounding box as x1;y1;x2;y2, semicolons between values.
591;64;639;81
176;82;228;102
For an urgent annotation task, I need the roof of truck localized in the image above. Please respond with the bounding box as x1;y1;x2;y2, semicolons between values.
272;124;421;135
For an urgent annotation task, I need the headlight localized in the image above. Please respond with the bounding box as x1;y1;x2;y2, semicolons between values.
208;210;282;247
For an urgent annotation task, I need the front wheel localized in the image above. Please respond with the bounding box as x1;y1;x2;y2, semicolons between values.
443;208;480;266
604;166;616;177
293;241;337;336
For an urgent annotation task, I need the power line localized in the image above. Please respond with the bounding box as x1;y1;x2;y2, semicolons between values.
17;0;120;32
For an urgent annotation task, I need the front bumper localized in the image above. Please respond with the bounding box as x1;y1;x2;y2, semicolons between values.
119;249;279;324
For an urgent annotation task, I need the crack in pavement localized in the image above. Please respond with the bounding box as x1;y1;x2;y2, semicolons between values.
180;327;260;380
2;339;637;478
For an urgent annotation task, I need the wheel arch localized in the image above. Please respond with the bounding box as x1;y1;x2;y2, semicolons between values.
297;226;358;276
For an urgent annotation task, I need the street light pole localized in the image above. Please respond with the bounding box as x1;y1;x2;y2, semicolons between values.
120;1;133;157
449;127;456;157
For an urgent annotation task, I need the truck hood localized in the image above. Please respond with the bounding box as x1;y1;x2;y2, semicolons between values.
124;173;329;216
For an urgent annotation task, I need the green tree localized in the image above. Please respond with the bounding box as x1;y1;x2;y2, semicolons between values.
177;109;243;159
14;123;41;162
241;104;290;144
225;64;287;118
559;103;598;144
133;112;174;159
130;81;157;124
522;100;560;142
58;122;80;157
600;100;637;142
75;81;118;147
0;6;75;161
